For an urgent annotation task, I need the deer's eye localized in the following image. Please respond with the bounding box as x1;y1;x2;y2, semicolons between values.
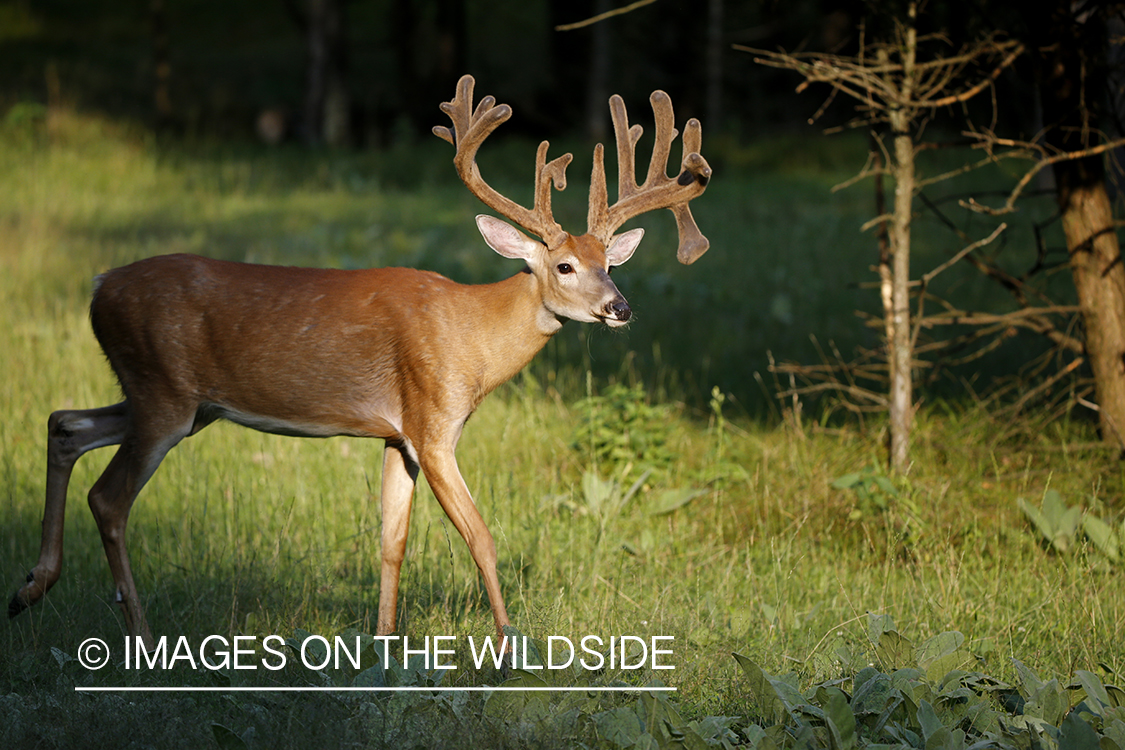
557;263;574;275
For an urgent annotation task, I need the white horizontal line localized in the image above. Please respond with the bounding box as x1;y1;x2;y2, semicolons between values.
75;686;676;693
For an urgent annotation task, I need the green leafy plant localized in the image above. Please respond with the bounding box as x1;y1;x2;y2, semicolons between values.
832;466;899;520
582;615;1125;749
580;468;652;543
572;382;674;476
1019;489;1123;561
2;101;47;130
724;615;1125;750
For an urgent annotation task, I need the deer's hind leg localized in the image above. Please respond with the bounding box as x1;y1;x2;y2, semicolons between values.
10;402;130;618
11;398;196;651
84;402;197;649
376;441;420;636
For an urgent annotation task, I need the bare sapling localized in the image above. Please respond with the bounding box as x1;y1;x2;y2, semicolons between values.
9;75;711;651
743;2;1022;472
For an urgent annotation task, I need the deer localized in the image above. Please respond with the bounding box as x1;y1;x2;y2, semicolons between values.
9;75;711;651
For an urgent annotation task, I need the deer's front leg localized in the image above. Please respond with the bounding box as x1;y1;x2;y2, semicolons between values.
416;444;511;641
377;442;419;636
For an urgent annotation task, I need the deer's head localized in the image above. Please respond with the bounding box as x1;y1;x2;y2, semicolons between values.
434;75;712;327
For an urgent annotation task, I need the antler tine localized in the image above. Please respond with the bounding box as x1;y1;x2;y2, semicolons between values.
432;74;478;146
587;88;712;264
586;98;646;245
670;203;708;265
435;75;570;246
587;143;609;240
643;91;678;188
672;117;709;264
608;95;644;201
534;141;573;232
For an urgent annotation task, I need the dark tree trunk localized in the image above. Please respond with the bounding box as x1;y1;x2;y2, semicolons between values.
584;0;612;140
435;0;465;82
150;0;172;129
706;0;723;129
389;0;464;138
1035;3;1125;446
302;0;350;147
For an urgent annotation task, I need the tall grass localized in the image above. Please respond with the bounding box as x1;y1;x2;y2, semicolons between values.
1;110;1122;746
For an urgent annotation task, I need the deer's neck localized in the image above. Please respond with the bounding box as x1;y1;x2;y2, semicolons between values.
470;270;561;397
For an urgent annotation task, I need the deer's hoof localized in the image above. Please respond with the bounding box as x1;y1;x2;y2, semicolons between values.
8;591;29;619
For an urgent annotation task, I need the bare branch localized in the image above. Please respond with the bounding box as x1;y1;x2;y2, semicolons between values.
860;213;895;232
921;43;1023;107
963;135;1125;215
555;0;657;31
917;305;1084;354
739;36;1024;124
914;151;1028;189
1077;396;1125;453
1010;357;1086;415
771;380;890;407
831;148;888;192
918;305;1082;326
921;223;1007;285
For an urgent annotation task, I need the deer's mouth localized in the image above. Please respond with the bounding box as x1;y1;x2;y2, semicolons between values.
598;311;632;328
597;298;632;327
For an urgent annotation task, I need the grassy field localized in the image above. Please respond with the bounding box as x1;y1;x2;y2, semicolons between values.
2;110;1124;747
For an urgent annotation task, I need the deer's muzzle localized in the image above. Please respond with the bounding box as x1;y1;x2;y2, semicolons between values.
605;297;631;324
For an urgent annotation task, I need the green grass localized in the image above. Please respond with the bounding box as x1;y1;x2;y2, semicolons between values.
2;110;1123;747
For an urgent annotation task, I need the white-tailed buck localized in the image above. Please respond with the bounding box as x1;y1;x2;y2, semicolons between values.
10;75;711;649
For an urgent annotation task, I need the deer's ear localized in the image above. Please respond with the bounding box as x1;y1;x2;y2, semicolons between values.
476;215;543;261
606;228;644;267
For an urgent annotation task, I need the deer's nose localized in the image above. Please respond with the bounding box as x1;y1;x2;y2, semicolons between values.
607;298;631;322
